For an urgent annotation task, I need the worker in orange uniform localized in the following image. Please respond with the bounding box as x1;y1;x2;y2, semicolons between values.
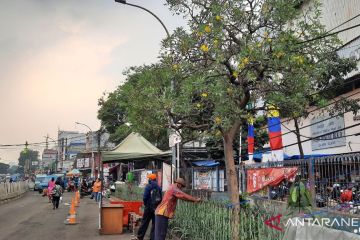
154;178;201;240
136;173;162;240
92;178;102;202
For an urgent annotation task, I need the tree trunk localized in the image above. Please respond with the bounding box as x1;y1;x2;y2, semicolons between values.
294;118;304;159
223;134;239;205
223;132;240;239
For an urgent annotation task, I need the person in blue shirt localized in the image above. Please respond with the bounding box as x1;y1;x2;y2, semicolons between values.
136;173;162;240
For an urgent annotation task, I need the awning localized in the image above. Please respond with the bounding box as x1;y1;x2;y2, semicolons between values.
102;132;171;163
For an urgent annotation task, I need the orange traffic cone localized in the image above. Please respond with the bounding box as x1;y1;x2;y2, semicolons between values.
75;193;79;207
69;198;76;215
65;197;77;225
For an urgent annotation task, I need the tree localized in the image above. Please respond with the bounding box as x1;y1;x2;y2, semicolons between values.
18;149;39;173
98;1;358;224
0;162;9;174
7;165;18;175
160;0;357;211
97;65;172;150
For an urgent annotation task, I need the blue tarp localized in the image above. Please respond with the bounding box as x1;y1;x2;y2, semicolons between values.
192;160;220;167
247;152;333;162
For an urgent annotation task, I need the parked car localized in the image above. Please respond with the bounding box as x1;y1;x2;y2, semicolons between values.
34;174;47;191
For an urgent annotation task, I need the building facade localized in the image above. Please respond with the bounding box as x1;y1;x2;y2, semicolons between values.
281;0;360;156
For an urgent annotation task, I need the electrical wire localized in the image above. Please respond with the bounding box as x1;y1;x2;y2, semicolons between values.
245;122;360;157
298;23;360;45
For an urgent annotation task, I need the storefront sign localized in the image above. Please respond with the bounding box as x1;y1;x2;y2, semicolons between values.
311;114;346;150
247;167;297;193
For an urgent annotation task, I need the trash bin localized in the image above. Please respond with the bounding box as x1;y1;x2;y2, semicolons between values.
100;204;124;234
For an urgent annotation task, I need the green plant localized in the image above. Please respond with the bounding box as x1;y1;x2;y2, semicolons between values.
287;180;312;215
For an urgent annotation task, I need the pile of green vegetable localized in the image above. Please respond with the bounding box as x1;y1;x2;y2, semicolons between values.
114;183;144;201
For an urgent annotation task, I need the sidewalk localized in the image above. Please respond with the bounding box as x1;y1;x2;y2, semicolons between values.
63;192;134;240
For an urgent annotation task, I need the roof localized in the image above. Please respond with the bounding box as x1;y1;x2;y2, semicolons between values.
102;132;171;163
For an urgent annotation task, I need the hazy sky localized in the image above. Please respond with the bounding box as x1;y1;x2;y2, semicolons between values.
0;0;184;164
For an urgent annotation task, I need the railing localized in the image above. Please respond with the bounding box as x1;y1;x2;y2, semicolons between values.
0;180;29;202
240;152;360;215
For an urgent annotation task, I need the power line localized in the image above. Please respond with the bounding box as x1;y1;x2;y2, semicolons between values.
245;121;360;158
260;87;360;132
298;23;360;45
326;13;360;34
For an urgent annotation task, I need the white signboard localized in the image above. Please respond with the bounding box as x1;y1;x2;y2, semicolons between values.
169;131;181;147
193;169;225;191
162;162;172;191
76;158;90;169
194;170;212;190
139;170;153;188
311;115;346;150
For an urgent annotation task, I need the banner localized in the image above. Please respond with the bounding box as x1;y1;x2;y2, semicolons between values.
247;117;255;163
194;170;212;190
247;167;297;193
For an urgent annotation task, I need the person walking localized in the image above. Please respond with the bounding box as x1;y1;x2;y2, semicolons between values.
154;178;201;240
51;179;63;209
47;177;55;203
93;178;102;202
137;174;162;240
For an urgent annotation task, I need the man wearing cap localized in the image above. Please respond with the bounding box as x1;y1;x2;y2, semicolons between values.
137;173;162;240
154;178;201;240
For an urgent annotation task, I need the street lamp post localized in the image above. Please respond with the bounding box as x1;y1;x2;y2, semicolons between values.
75;122;95;178
114;0;178;181
114;0;170;38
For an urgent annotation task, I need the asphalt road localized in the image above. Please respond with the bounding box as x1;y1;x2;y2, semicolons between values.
0;191;134;240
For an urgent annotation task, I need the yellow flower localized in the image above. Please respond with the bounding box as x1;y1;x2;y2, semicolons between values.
215;15;222;21
200;44;209;52
172;64;179;70
213;39;219;46
267;38;272;43
197;31;204;37
214;116;222;124
242;57;249;65
275;51;285;59
232;71;239;78
201;92;208;98
292;55;305;65
215;130;222;136
204;25;211;33
196;103;201;108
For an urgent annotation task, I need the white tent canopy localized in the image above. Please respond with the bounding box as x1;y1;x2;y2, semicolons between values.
102;132;171;163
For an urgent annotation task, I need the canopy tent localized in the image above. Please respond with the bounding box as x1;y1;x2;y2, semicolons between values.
102;132;171;163
66;169;82;176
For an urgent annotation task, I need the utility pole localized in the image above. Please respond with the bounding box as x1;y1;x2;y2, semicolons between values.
45;134;49;149
25;141;29;176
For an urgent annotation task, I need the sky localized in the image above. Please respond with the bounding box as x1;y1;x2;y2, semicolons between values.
0;0;184;164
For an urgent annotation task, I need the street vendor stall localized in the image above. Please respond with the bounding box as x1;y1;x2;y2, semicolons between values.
100;132;171;234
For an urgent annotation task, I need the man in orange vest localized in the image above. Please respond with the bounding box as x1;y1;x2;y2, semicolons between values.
92;178;102;202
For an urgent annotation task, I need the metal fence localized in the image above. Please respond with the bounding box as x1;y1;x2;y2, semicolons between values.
241;152;360;215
